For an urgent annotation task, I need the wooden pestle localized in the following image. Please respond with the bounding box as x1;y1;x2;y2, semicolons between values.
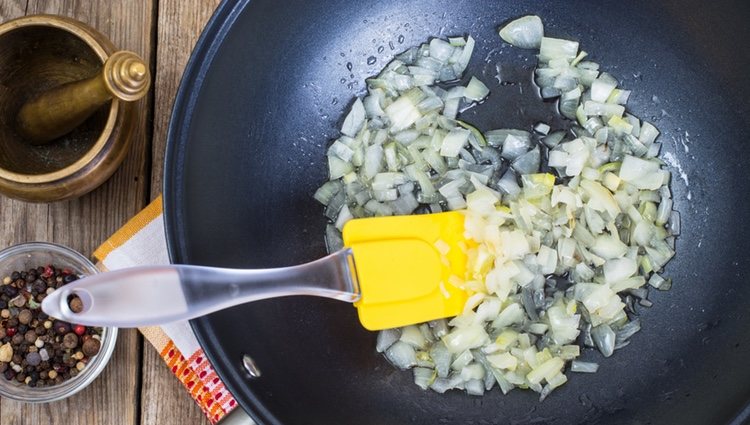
16;50;150;145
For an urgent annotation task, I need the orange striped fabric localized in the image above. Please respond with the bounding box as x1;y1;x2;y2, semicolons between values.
93;196;164;261
160;340;236;424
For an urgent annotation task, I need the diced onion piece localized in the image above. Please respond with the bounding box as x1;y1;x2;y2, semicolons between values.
603;258;637;284
328;155;353;180
341;98;366;137
314;180;342;205
464;77;490;102
413;367;436;390
385;96;422;132
487;352;518;370
385;341;417;369
498;15;544;49
591;235;628;259
570;361;599;373
441;324;490;354
583;101;625;118
591;324;616;357
440;128;471;157
539;37;579;63
590;79;617;103
376;328;401;352
429;38;455;62
501;134;532;160
619;155;662;190
527;357;564;385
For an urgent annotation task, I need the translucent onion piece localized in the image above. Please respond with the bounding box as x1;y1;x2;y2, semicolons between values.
499;15;544;49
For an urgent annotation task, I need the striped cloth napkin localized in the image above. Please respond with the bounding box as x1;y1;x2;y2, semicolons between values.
93;196;250;424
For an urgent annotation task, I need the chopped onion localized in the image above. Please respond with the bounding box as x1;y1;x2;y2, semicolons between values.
591;324;615;357
376;328;401;352
341;98;366;137
499;15;544;49
316;19;679;400
501;134;532;160
570;361;599;373
464;77;490;102
441;128;471;157
385;341;418;369
413;367;437;390
539;37;579;63
442;324;490;354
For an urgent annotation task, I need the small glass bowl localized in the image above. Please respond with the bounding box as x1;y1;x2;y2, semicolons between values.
0;242;117;402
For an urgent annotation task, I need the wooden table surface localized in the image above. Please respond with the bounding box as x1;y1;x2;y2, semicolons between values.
0;1;222;423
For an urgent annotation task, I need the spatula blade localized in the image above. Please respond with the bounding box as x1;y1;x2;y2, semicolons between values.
343;211;468;330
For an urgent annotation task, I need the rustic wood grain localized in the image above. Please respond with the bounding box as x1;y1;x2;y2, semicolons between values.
0;0;154;424
140;1;221;425
0;0;25;19
149;0;222;197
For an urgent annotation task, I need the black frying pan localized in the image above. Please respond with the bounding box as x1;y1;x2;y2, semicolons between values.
163;0;750;424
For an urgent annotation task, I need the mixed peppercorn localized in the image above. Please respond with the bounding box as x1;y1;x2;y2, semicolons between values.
0;265;102;387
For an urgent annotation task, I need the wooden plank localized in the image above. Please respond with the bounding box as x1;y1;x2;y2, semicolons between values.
139;344;209;424
141;1;220;424
0;0;154;424
149;0;222;197
0;0;26;19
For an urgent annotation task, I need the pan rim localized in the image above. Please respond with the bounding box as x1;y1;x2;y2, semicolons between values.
162;0;278;424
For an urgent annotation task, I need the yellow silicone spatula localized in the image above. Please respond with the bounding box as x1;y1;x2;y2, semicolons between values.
42;212;469;331
342;211;468;330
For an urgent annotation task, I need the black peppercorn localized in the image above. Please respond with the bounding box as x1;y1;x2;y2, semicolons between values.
17;309;32;325
31;280;46;295
10;272;20;281
63;274;77;284
3;286;18;297
24;330;37;344
68;296;84;313
62;333;78;349
53;321;71;335
82;338;101;357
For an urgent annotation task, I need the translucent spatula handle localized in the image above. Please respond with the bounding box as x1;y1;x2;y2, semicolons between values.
41;249;360;327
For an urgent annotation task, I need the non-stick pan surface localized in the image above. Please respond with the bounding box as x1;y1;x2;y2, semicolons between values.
163;1;750;424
